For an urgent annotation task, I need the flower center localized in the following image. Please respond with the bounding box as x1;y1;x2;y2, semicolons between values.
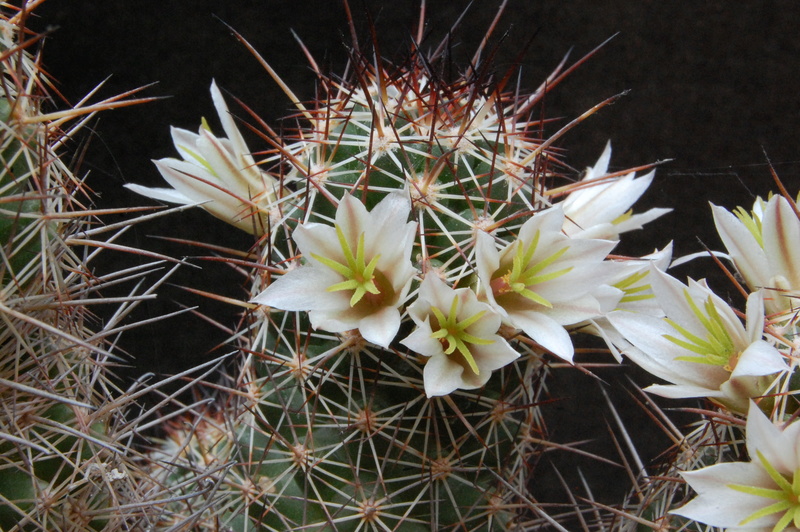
611;209;634;225
614;269;655;304
733;202;765;247
664;291;738;371
311;224;383;307
729;450;800;530
429;295;494;375
489;230;572;308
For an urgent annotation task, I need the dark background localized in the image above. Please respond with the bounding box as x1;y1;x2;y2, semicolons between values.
27;0;800;509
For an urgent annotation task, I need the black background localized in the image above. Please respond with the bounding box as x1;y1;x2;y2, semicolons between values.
25;0;800;508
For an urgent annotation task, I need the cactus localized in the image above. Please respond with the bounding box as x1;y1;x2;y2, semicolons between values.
5;2;797;530
0;5;217;530
133;5;674;530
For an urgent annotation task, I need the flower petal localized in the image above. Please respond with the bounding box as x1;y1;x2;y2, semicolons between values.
475;230;504;311
252;267;345;311
731;340;787;379
151;159;260;232
745;401;800;475
473;340;520;374
645;383;726;399
530;291;608;325
712;202;770;290
357;305;402;348
400;318;443;358
293;223;343;266
603;207;672;239
423;354;467;397
124;183;194;205
763;194;800;290
745;289;766;344
210;80;252;161
335;193;371;248
673;462;777;528
195;131;257;194
507;309;574;362
170;126;203;164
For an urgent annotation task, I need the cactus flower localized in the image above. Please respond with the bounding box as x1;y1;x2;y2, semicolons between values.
712;194;800;319
401;273;519;397
475;205;622;363
126;81;281;234
607;267;788;411
560;142;671;240
672;401;800;531
252;192;417;348
583;243;673;362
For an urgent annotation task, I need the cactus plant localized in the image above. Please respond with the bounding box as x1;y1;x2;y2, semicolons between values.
4;2;798;531
0;5;220;530
131;5;675;530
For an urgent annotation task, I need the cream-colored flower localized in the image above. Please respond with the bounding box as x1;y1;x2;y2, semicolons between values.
607;268;788;412
712;194;800;319
673;401;800;531
475;205;622;363
401;274;519;397
584;243;673;362
252;192;417;348
126;81;280;234
561;142;671;240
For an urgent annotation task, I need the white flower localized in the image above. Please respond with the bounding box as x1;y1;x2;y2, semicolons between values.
583;243;673;362
560;142;671;240
475;205;622;363
126;81;280;234
401;274;519;397
673;401;800;531
712;194;800;318
252;192;417;348
607;243;674;315
607;267;788;411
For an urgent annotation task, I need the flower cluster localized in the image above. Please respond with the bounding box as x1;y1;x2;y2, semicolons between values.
128;81;797;412
584;191;799;530
253;189;633;396
648;193;799;530
126;35;800;530
129;81;675;397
